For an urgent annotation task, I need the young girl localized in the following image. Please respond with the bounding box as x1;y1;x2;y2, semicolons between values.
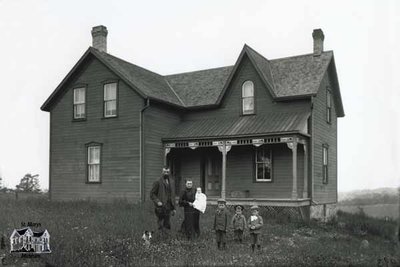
247;205;263;252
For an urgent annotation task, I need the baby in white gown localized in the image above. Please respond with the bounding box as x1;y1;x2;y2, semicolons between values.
193;187;207;213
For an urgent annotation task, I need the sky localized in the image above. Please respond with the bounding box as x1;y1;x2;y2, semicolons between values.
0;0;399;192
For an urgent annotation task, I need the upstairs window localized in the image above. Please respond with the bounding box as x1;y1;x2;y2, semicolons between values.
87;145;101;182
322;145;329;184
104;83;117;117
242;81;254;115
73;87;86;119
326;89;332;123
255;146;272;182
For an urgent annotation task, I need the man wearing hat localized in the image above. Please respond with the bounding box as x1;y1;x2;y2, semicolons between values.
150;167;176;235
213;198;228;250
231;205;246;243
247;205;263;252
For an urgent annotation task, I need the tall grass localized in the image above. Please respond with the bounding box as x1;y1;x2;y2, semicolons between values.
334;209;398;240
0;198;398;266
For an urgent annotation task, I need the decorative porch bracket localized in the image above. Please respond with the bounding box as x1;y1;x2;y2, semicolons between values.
287;138;298;199
218;142;231;199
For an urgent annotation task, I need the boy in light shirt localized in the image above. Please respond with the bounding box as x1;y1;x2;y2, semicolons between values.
247;205;263;252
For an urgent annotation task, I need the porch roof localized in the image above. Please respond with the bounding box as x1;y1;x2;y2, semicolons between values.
164;112;310;140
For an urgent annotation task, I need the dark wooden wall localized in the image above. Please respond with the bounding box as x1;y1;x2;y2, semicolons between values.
311;64;338;204
143;104;181;201
50;56;143;202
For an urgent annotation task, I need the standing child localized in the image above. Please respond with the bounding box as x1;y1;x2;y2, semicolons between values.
231;205;246;243
247;205;263;252
213;198;228;250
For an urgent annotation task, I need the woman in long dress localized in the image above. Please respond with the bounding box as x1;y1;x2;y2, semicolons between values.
179;180;196;239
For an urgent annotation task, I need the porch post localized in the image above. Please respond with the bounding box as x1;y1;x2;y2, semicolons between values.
303;143;308;198
287;139;298;199
164;148;171;166
218;142;231;199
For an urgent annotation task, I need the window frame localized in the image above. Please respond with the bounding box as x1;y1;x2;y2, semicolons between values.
326;88;332;124
103;81;119;118
254;146;273;183
322;144;329;184
86;142;103;184
72;86;87;121
241;80;255;115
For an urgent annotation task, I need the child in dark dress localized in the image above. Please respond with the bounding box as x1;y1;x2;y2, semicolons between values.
231;205;246;242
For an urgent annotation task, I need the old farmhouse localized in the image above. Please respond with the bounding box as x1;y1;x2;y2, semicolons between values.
41;26;344;219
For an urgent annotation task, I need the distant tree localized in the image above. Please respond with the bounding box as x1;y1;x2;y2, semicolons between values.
16;173;41;193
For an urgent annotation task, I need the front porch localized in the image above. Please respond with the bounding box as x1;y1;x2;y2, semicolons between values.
164;133;310;208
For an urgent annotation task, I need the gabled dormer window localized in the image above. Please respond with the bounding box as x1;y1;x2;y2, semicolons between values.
242;81;255;115
326;89;332;123
73;87;86;119
104;82;117;117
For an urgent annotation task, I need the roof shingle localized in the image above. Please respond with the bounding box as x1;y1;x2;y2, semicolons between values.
165;66;233;107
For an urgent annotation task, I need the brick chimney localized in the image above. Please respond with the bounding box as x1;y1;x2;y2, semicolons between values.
312;29;324;56
91;25;108;53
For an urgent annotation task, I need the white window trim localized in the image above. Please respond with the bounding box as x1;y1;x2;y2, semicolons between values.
104;83;117;118
73;87;86;119
87;145;101;183
242;81;255;115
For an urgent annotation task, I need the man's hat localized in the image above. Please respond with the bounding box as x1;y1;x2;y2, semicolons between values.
217;198;226;203
250;205;259;210
234;205;244;211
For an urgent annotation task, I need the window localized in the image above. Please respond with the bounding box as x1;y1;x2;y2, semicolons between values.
326;89;332;123
73;87;86;119
242;81;254;115
255;146;272;182
87;145;101;182
104;83;117;117
323;145;328;184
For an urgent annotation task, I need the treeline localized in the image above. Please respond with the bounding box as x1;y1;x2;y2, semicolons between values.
339;193;399;206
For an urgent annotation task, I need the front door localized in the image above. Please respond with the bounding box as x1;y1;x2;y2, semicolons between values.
204;155;221;197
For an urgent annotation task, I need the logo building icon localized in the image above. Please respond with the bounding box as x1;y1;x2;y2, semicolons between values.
10;227;51;253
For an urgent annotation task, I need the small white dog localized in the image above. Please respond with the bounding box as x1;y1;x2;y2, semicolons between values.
142;231;153;247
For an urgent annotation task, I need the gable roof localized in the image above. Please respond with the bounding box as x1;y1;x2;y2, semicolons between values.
269;51;333;98
41;45;344;117
165;66;233;107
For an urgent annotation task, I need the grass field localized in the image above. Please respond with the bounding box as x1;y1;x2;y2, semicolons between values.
0;198;399;266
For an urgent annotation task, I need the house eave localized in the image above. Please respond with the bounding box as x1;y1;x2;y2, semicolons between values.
162;131;310;142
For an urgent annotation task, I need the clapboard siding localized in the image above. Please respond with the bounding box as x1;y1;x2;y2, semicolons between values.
174;144;304;199
143;104;181;200
312;67;338;204
184;55;310;121
50;57;143;202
